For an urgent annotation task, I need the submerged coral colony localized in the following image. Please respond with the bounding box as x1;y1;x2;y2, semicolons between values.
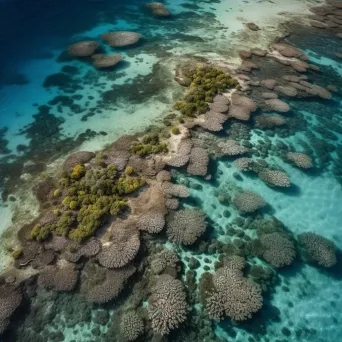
1;0;342;341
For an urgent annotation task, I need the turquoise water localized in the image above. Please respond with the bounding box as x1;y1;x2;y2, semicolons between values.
1;0;342;341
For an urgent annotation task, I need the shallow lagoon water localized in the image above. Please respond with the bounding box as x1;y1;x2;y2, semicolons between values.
1;0;342;341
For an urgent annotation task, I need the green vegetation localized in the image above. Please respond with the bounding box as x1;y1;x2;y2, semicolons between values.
125;166;134;176
11;248;22;260
175;66;239;117
130;133;168;156
30;163;145;243
53;189;61;198
171;126;180;135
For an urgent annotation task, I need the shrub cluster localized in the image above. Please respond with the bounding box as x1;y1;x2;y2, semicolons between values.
175;66;239;117
130;132;168;156
30;163;145;242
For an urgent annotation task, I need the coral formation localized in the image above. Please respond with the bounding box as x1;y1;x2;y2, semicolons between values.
187;147;209;176
146;2;171;17
166;208;207;245
148;274;188;335
0;286;22;334
206;256;263;321
86;265;136;303
228;93;257;121
38;263;79;291
101;31;142;47
255;114;286;128
150;248;179;275
218;139;249;156
67;41;99;57
233;190;266;213
92;54;123;68
258;169;291;187
265;99;290;112
298;232;336;267
97;219;140;268
259;232;296;268
120;311;144;341
287;152;313;169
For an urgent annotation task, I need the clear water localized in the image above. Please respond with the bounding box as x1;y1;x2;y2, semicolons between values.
1;0;342;341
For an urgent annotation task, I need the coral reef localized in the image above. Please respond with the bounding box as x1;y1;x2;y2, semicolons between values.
258;169;291;187
233;190;266;214
166;208;207;245
0;286;22;334
258;232;296;268
120;311;144;341
97;219;140;268
148;274;188;335
228;93;257;121
92;54;123;68
146;2;171;17
187;147;209;176
101;31;142;47
298;232;336;267
287;152;313;169
38;263;79;291
218;139;249;156
86;265;136;303
206;256;263;321
68;41;99;57
255;114;286;128
150;249;179;275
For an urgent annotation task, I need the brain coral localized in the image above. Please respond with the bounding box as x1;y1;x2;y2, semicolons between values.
97;219;140;268
298;232;336;267
206;264;263;321
120;311;144;341
166;208;207;245
148;274;188;335
287;152;313;169
233;190;266;214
